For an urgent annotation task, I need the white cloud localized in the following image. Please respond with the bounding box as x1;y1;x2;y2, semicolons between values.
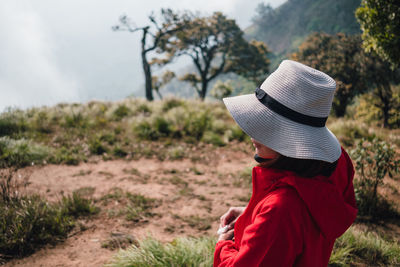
0;1;80;111
0;0;287;111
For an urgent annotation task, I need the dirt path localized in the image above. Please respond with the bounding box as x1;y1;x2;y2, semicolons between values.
5;146;254;267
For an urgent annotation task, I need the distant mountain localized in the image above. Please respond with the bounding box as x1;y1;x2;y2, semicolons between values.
246;0;361;58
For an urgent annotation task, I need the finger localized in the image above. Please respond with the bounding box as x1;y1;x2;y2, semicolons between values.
227;217;238;229
221;210;235;226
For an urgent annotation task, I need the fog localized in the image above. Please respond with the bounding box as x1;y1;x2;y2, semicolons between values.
0;0;286;112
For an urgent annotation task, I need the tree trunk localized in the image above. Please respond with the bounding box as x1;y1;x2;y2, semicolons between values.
142;53;154;101
141;29;154;101
332;97;349;117
199;79;208;100
374;83;392;128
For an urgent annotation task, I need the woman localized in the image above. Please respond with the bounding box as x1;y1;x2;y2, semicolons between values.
214;60;357;267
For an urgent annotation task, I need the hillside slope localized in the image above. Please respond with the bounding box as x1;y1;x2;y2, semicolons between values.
247;0;361;55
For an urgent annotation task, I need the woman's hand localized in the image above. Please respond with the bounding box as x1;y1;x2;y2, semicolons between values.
218;229;234;241
218;207;245;241
220;206;246;228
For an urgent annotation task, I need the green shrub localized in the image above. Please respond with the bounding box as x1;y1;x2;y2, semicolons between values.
351;138;399;219
89;138;108;155
113;105;131;120
63;111;88;128
0;115;27;137
105;236;215;267
113;146;128;158
50;146;86;166
227;124;247;142
153;116;171;137
202;131;225;146
328;119;371;147
100;133;117;145
32;110;53;134
133;120;159;140
0;137;51;168
61;191;99;218
0;195;75;258
330;227;400;266
136;103;152;114
183;110;211;140
0;168;98;259
162;98;185;112
0;190;98;259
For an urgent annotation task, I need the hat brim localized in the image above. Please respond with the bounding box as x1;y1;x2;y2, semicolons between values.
223;93;341;163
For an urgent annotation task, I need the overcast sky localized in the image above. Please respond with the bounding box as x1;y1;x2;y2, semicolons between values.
0;0;287;112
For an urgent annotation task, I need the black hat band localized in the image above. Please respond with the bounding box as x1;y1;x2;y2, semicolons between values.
255;87;327;127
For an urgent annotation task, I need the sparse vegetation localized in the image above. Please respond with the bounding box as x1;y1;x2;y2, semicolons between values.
105;236;215;267
351;138;399;220
0;169;98;259
329;226;400;266
101;232;138;250
125;193;159;222
106;226;400;267
1;98;399;265
0;99;246;167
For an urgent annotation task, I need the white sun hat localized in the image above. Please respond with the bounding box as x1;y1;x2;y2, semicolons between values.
223;60;341;163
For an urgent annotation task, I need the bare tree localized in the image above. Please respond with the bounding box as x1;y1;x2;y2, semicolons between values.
112;9;185;101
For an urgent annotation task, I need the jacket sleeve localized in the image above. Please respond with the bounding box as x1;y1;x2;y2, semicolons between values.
214;188;304;267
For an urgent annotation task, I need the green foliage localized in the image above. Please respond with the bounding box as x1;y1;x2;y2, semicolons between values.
356;0;400;69
113;146;128;158
61;191;99;218
0;195;74;258
0;137;51;168
63;111;88;128
202;131;225;147
113;105;131;120
248;0;361;55
105;236;215;267
0;111;28;137
161;98;185;112
292;32;400;123
351;138;399;219
210;81;233;100
354;88;400;128
162;11;269;99
50;146;83;166
152;71;176;100
330;227;400;266
135;103;152;115
227;124;247;142
0;170;98;259
133;120;159;141
133;105;212;142
107;226;400;267
89;137;108;155
328;119;371;147
291;33;367;117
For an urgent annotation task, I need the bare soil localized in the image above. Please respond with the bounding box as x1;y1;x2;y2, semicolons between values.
5;144;254;267
4;143;400;267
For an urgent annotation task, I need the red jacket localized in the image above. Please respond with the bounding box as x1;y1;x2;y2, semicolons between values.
214;148;357;267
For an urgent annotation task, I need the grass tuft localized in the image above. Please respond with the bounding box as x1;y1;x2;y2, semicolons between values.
105;236;215;267
0;170;98;259
330;226;400;266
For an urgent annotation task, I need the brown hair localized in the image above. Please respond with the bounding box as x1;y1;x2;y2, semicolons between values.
261;155;338;178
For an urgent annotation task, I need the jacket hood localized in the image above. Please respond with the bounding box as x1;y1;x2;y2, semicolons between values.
254;148;358;240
